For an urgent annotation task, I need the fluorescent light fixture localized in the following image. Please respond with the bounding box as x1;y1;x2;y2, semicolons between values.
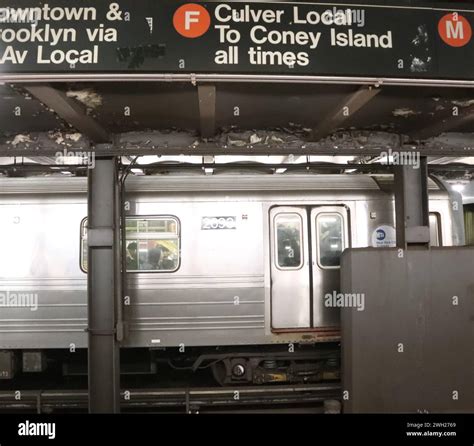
379;155;394;165
57;156;84;165
451;183;466;193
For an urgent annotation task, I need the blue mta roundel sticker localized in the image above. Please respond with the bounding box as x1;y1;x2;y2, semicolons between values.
372;225;396;247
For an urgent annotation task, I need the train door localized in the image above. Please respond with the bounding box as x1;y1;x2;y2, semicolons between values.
270;207;311;329
310;207;349;327
270;206;349;330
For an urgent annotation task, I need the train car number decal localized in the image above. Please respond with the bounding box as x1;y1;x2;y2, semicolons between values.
201;216;237;230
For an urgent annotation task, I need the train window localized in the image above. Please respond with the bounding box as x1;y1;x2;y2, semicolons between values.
316;213;344;269
125;217;180;272
465;204;474;246
275;213;303;269
80;216;180;273
80;219;88;272
429;213;441;247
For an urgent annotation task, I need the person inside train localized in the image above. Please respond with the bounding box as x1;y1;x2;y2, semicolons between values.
126;242;139;270
145;243;162;270
159;246;177;270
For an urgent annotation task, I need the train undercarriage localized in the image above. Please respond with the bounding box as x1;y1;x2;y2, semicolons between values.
1;344;340;386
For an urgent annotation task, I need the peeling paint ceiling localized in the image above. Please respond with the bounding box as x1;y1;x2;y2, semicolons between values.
1;82;474;138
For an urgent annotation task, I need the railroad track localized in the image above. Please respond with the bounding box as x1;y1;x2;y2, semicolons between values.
0;382;341;413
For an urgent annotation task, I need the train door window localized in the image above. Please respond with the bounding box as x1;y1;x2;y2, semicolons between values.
429;213;441;247
80;216;180;273
274;213;303;269
316;213;344;268
126;217;180;272
80;219;88;272
464;204;474;246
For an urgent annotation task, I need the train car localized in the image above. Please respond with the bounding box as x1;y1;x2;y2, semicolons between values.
0;173;464;384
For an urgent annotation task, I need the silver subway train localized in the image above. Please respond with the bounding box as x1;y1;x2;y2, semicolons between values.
0;173;463;384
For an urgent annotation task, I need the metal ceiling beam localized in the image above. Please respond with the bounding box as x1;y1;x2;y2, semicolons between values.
1;163;472;174
2;73;474;88
0;144;472;158
23;84;110;143
310;86;381;141
411;105;474;140
198;85;216;138
0;131;472;157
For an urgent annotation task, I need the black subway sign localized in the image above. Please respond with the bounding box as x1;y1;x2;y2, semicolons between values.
0;1;473;79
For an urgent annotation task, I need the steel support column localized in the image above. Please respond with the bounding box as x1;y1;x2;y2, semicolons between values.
87;154;121;413
394;157;430;248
